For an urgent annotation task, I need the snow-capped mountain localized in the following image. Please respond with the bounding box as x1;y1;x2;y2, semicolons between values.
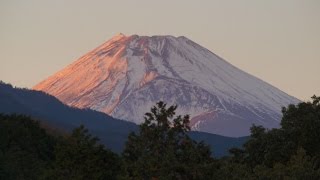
34;33;300;137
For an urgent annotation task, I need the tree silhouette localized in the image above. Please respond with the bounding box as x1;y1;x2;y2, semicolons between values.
46;125;121;180
123;102;212;179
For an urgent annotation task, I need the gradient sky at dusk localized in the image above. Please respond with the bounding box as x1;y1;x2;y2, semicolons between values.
1;0;319;100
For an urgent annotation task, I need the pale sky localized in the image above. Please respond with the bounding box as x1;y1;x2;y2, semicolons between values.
0;0;319;100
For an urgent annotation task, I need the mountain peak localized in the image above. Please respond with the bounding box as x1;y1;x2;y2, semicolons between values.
108;33;127;41
115;32;126;37
34;34;300;137
105;34;192;49
113;34;188;40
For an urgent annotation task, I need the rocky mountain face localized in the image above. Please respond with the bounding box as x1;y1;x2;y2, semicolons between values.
34;34;300;137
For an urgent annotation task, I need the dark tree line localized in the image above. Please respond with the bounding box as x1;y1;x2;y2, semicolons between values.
1;96;320;179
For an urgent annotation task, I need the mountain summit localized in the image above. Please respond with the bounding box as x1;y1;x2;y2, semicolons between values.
34;34;299;136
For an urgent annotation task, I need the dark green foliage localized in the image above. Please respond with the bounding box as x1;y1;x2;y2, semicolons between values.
252;148;320;180
0;114;121;180
281;95;320;156
225;96;320;179
239;126;294;168
123;102;213;179
215;161;253;180
45;125;121;180
234;96;320;166
1;96;320;179
0;114;56;180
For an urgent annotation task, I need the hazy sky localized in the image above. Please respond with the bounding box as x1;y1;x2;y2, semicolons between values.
1;0;319;100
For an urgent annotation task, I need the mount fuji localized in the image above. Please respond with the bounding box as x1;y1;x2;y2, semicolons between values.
34;34;300;137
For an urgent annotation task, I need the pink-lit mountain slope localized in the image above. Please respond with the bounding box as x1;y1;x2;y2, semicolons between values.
34;34;300;137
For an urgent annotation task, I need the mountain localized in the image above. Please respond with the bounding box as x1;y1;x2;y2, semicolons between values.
34;34;300;137
0;82;247;157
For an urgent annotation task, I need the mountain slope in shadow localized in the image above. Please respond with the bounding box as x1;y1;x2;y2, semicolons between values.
0;81;247;157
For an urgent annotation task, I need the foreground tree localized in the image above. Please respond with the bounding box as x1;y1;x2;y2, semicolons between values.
123;102;213;179
0;114;56;180
281;95;320;157
226;96;320;179
45;125;121;180
253;148;320;180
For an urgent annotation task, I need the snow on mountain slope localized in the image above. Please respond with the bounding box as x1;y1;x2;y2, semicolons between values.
33;34;300;137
